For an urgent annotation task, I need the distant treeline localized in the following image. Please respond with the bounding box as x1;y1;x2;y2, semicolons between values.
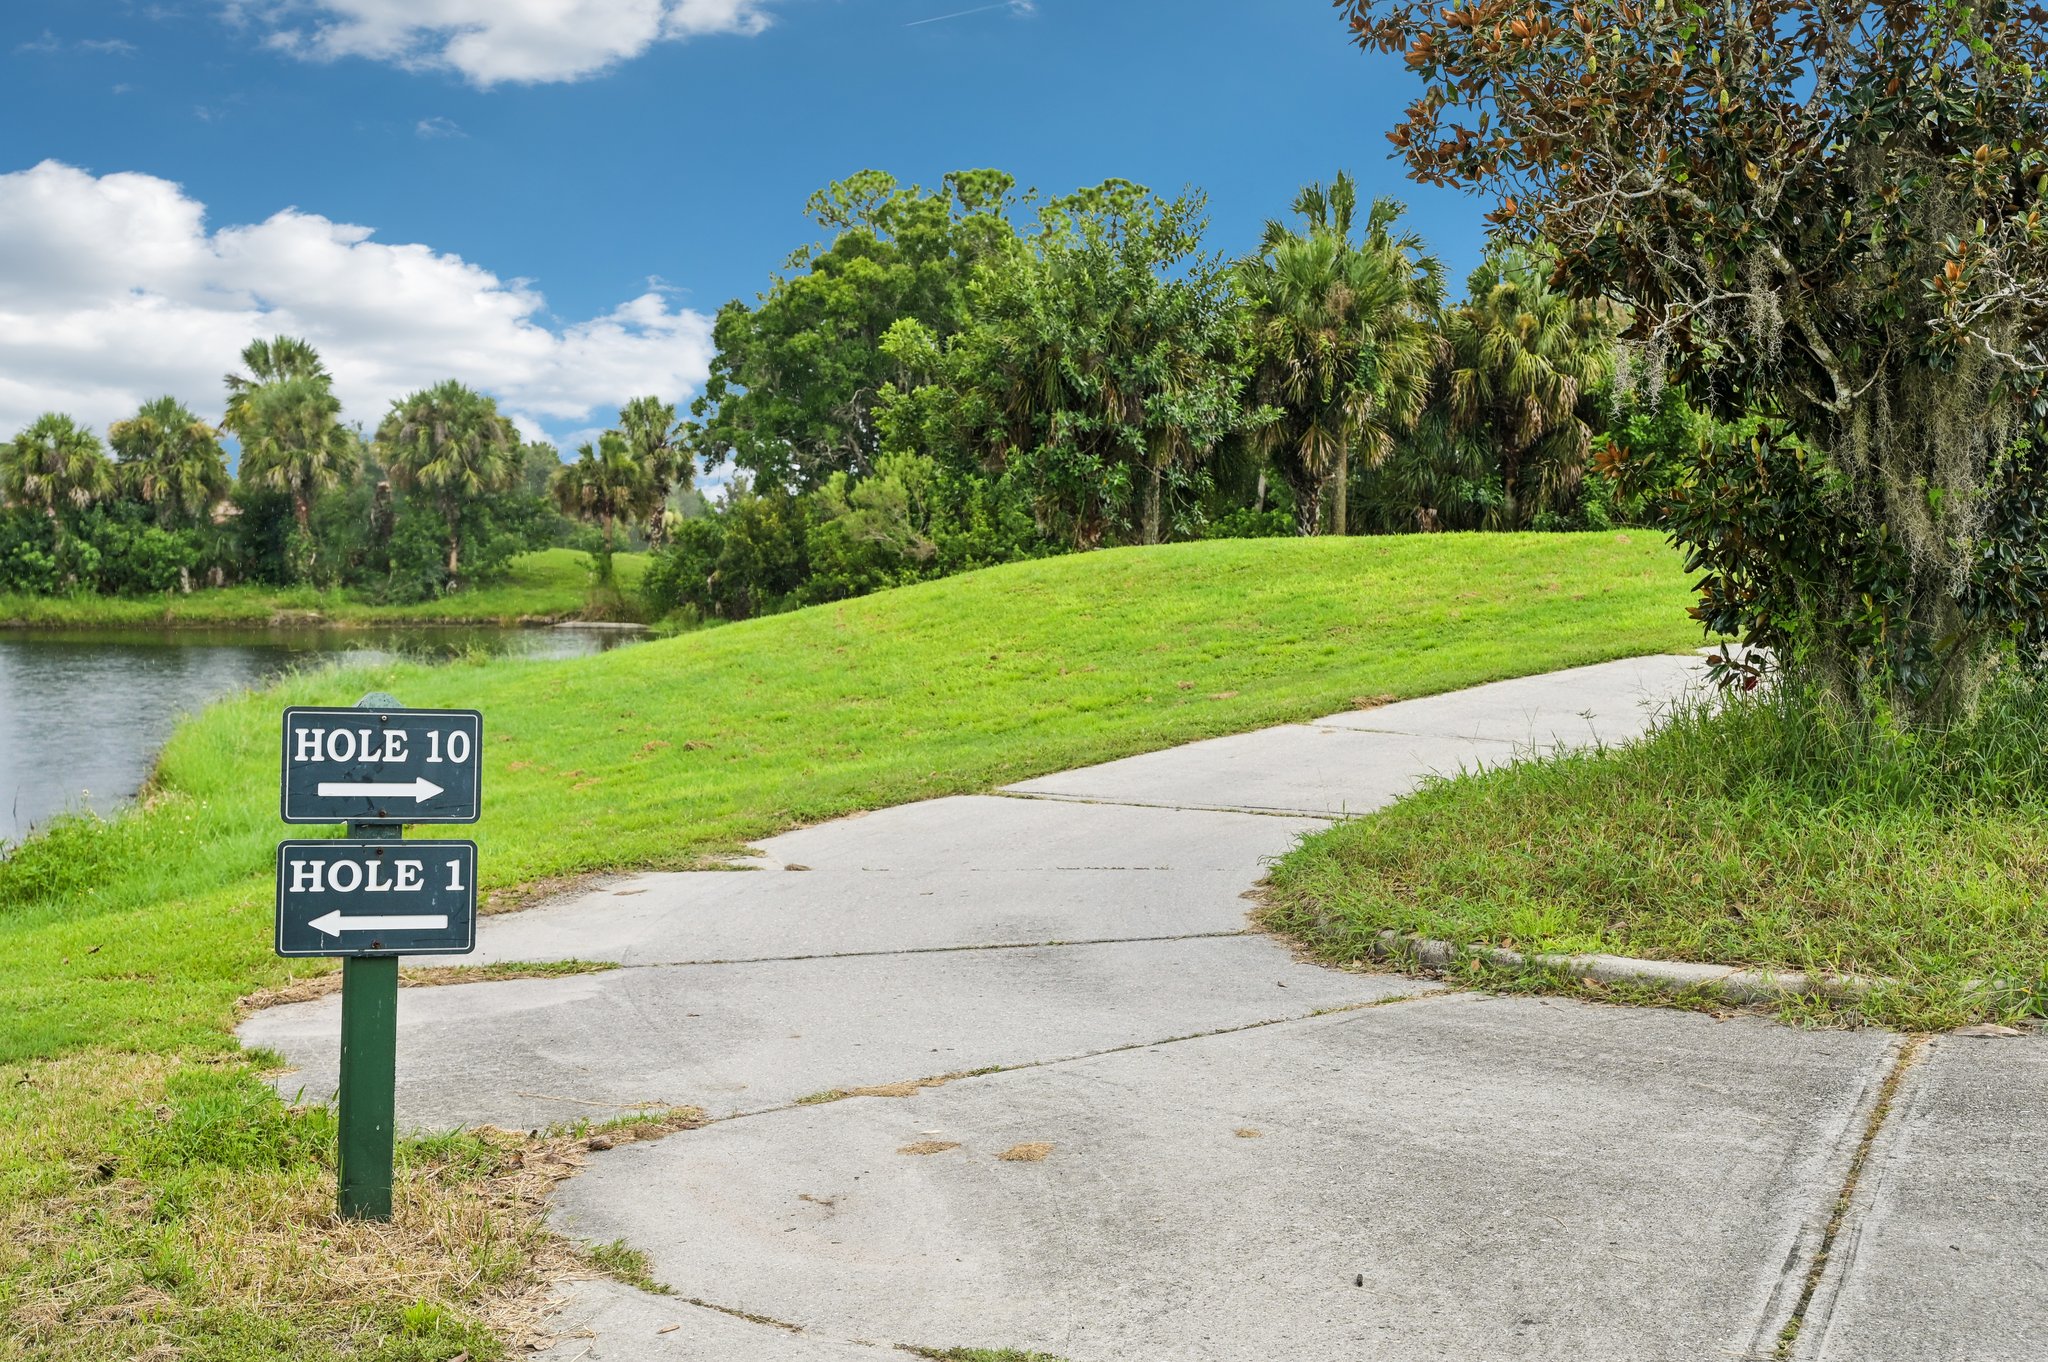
1;167;1709;617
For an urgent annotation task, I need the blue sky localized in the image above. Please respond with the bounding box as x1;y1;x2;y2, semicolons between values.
0;0;1490;451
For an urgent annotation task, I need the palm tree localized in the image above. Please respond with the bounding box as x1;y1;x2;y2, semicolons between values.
616;396;690;547
1241;174;1444;535
551;431;659;583
108;396;231;527
1440;251;1615;529
377;381;520;582
234;376;358;540
222;335;330;433
1;414;115;537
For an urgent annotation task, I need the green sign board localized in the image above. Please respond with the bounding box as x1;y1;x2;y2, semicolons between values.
275;839;478;957
280;706;483;824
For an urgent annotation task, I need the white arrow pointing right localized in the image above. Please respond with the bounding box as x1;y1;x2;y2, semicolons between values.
315;777;446;802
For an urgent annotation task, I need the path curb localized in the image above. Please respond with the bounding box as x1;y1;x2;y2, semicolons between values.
1374;930;1874;1003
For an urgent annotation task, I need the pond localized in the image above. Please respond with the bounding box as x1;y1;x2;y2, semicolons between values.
0;624;643;848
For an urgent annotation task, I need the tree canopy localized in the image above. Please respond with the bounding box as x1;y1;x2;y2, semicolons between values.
1340;0;2048;713
694;169;1027;491
1243;176;1443;534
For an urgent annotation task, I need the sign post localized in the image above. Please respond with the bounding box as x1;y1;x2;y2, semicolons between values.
277;694;482;1221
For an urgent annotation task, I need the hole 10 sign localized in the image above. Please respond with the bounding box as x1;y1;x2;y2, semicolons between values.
280;706;483;824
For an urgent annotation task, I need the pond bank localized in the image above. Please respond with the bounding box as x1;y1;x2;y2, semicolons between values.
0;547;650;631
0;620;647;847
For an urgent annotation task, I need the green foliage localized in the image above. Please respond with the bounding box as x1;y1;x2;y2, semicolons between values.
0;509;64;593
1267;674;2048;1030
1343;0;2048;718
1654;417;2048;706
377;381;522;584
107;397;232;528
642;454;1046;622
552;430;659;584
695;168;1026;489
1200;505;1295;539
227;357;359;574
71;503;205;595
1242;177;1443;535
1437;250;1613;529
1;412;115;521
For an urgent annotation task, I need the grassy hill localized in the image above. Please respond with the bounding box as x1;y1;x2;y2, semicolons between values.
0;531;1702;1360
2;530;1701;1060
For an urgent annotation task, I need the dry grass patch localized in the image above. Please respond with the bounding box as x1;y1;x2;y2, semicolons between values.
0;1048;700;1362
234;960;619;1017
995;1143;1053;1163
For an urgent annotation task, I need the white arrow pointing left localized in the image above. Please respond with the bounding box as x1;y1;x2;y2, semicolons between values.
308;910;449;937
315;777;446;802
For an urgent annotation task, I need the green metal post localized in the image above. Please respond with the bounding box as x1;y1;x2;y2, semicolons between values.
336;951;399;1219
337;689;408;1222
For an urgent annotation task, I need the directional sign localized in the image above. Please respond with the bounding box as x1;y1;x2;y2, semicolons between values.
280;706;482;824
275;839;478;957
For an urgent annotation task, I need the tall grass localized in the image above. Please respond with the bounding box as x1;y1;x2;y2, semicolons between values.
1267;674;2048;1029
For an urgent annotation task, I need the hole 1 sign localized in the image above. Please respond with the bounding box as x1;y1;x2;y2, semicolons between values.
275;839;478;957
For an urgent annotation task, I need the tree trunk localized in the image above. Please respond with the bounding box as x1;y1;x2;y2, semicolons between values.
1501;450;1521;531
647;488;669;551
293;494;311;536
1294;476;1324;536
1142;466;1163;546
1333;447;1349;536
445;510;461;583
1254;470;1268;514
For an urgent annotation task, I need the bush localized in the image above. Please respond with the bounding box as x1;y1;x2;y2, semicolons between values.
1201;506;1294;539
0;511;61;594
639;492;811;623
72;504;203;595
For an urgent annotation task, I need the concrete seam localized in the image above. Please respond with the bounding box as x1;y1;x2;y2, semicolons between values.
687;987;1465;1132
1765;1034;1927;1361
549;929;1257;972
991;789;1343;820
1303;722;1527;745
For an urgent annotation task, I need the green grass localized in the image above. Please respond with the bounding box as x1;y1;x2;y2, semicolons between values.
0;531;1701;1359
582;1240;670;1296
1264;675;2048;1031
0;549;648;628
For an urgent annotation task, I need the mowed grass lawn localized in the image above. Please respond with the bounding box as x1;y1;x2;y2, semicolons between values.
0;548;647;629
0;532;1699;1360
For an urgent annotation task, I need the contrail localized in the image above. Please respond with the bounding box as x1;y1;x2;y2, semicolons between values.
906;1;1028;26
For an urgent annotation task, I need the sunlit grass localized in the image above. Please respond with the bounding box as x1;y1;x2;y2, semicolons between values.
0;531;1700;1359
1265;675;2048;1030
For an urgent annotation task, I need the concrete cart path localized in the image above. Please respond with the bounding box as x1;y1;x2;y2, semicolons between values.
241;653;2046;1360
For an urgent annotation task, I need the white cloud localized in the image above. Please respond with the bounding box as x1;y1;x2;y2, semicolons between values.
242;0;774;87
0;161;714;446
414;115;465;138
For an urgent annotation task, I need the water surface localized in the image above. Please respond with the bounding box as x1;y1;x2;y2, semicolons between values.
0;625;640;847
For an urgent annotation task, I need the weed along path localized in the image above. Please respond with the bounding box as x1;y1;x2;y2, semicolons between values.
239;653;2017;1362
